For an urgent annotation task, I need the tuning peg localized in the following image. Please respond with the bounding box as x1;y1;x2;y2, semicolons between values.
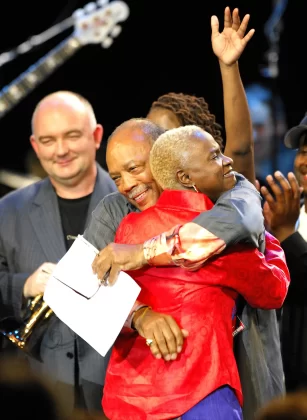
97;0;109;6
110;25;122;38
83;2;97;13
72;8;85;19
101;37;113;48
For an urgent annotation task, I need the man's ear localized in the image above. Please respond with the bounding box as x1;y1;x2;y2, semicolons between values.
93;124;103;150
30;134;39;156
176;169;193;188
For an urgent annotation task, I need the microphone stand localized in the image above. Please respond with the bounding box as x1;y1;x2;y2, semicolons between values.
260;0;288;174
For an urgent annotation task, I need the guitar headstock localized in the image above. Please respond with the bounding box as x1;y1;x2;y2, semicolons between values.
73;0;130;48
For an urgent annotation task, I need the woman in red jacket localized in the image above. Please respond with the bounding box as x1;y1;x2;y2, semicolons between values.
102;126;290;420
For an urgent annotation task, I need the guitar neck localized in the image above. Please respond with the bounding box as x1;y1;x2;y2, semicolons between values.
0;35;82;119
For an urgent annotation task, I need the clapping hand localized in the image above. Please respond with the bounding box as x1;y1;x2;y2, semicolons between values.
260;171;302;242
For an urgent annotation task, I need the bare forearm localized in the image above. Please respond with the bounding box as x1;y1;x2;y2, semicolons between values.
220;61;255;184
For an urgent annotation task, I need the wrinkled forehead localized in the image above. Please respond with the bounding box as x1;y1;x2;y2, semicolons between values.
190;129;218;150
32;102;88;134
108;127;152;151
175;131;219;167
106;128;152;168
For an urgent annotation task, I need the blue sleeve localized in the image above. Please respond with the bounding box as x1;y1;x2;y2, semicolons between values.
83;192;131;250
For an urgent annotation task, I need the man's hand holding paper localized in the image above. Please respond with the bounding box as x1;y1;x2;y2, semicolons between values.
92;242;147;285
43;235;141;357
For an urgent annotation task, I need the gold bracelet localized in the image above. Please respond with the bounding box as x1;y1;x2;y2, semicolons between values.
131;305;149;330
133;306;152;331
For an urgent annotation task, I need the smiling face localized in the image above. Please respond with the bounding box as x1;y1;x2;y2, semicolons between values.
148;125;236;201
176;129;236;201
184;132;236;200
30;92;101;190
106;126;162;211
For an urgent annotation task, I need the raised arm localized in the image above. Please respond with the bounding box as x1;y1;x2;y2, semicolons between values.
212;7;255;184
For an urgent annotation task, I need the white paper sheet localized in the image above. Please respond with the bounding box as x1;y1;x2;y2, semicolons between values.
51;235;101;298
43;235;141;356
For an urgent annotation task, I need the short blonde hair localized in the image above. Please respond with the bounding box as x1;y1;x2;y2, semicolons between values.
150;125;203;190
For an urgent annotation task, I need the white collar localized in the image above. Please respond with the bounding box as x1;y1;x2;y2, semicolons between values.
297;204;307;241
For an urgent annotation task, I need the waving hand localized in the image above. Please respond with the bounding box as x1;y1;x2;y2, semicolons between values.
211;7;255;66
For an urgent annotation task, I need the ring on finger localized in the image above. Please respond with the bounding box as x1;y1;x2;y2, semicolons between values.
145;338;154;347
99;277;109;287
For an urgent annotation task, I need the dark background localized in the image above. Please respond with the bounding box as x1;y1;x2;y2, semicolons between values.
0;0;305;172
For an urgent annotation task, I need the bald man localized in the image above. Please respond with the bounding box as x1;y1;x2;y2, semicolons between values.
0;91;116;414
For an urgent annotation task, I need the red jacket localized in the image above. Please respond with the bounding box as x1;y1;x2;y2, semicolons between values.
103;190;290;420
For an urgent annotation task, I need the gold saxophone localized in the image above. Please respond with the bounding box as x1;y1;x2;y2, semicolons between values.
2;294;53;350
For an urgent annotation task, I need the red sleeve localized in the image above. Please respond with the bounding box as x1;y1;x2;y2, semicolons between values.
216;231;290;309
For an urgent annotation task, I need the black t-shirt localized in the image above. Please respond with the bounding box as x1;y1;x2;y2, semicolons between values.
57;193;92;250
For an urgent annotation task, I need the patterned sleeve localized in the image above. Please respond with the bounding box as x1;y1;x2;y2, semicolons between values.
143;223;226;269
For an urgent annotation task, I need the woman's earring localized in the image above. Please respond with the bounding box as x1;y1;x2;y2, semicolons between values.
192;184;200;193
